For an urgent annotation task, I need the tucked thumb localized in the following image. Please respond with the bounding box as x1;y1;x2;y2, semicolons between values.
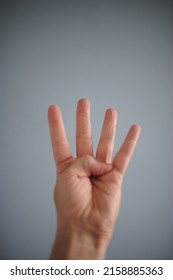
78;155;112;177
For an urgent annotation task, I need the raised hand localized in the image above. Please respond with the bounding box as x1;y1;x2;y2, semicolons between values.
48;99;141;259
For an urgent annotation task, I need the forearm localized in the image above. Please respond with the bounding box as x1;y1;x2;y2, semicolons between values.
50;226;108;260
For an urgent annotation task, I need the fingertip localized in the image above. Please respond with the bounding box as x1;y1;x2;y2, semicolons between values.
48;104;60;115
131;124;142;134
77;98;90;109
128;124;142;142
48;105;62;126
106;108;118;118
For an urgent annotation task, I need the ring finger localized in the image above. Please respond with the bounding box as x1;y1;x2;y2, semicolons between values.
96;108;117;163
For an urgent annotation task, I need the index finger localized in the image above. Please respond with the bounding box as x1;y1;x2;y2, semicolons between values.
113;124;141;176
48;105;72;166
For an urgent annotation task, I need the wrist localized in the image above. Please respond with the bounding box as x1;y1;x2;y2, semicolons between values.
50;225;108;260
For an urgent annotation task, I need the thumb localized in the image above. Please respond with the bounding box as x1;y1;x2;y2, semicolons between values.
76;155;112;177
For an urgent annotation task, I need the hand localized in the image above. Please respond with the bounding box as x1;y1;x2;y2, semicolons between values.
48;98;141;259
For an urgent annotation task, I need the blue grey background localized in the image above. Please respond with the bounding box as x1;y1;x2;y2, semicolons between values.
0;0;173;259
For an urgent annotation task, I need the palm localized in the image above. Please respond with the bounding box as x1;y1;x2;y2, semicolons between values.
54;161;121;240
48;99;141;239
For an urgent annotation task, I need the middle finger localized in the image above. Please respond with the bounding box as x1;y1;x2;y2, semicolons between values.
76;99;93;157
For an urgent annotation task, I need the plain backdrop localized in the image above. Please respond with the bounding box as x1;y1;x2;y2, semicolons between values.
0;0;173;259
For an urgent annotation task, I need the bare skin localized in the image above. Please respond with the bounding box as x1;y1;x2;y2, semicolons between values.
48;98;141;259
